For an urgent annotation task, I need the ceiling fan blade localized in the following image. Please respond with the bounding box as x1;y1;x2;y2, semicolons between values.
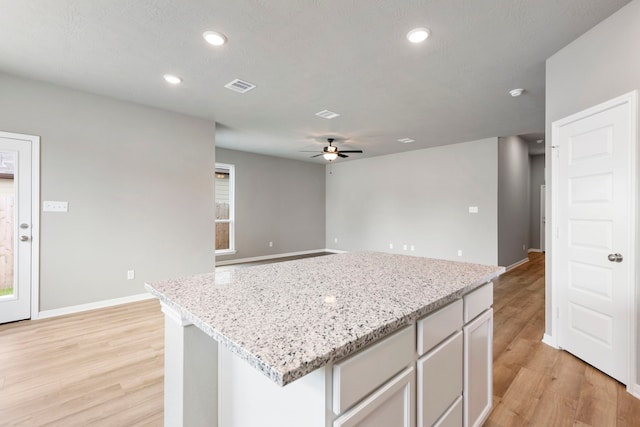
299;150;321;152
310;154;323;158
338;153;349;158
338;150;363;153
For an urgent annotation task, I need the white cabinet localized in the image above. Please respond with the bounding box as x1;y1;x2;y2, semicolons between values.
417;331;463;426
334;367;415;427
333;326;415;414
463;308;493;427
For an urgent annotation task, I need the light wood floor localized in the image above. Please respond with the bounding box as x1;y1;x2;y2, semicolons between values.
1;253;639;426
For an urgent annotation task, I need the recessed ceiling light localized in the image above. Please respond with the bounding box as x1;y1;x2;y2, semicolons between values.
536;139;544;144
407;28;430;43
397;138;415;144
163;74;182;85
509;88;524;97
203;31;227;46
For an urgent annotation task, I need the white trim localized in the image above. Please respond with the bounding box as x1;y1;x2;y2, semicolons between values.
629;382;640;400
541;333;559;349
325;248;348;254
31;137;40;320
527;248;543;253
0;131;41;321
505;257;529;271
215;162;235;254
161;301;192;327
215;249;331;266
551;90;638;389
215;249;237;256
38;293;155;319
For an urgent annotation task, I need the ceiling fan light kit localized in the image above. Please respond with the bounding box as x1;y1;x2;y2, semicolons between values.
308;138;364;162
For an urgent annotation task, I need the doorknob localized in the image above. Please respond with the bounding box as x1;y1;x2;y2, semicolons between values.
20;235;30;242
608;253;623;263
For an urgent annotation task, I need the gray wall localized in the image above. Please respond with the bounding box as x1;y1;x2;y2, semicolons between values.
546;0;640;383
529;154;545;250
215;148;325;262
498;136;530;267
325;138;498;266
0;72;215;311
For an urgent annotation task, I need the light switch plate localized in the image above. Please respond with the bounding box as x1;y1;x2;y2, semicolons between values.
43;201;68;212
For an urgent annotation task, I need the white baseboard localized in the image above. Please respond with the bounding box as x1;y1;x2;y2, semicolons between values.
215;249;333;266
528;248;543;253
325;248;348;254
542;333;559;349
37;293;155;319
628;382;640;399
506;257;529;271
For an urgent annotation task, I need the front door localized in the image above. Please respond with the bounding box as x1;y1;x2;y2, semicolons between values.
0;132;38;324
553;92;636;384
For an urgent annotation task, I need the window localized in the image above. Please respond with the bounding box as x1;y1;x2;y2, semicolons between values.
215;163;235;254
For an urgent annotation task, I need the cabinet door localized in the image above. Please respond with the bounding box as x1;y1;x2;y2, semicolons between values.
417;331;463;427
463;309;493;427
334;367;415;427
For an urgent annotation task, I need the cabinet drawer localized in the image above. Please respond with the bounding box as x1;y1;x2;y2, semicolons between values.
417;299;463;355
333;325;415;415
334;367;414;427
417;331;463;427
434;396;463;427
464;282;493;323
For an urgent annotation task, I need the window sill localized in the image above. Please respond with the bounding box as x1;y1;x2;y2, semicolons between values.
215;250;237;256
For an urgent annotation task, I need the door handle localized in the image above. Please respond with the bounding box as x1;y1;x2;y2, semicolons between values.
608;253;623;263
20;235;30;242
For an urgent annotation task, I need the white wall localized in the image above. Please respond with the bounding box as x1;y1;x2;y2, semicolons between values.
215;148;325;261
325;138;498;266
497;136;530;267
546;0;640;385
0;72;216;311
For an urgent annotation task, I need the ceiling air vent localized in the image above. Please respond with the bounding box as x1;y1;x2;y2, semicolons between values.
224;79;256;93
315;110;340;119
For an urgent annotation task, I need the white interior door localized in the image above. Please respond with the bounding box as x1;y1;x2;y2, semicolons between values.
553;92;637;384
0;132;39;324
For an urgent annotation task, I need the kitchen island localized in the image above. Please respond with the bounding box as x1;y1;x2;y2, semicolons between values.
146;252;504;427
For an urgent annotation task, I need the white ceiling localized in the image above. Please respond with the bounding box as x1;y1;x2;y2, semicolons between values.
0;0;630;162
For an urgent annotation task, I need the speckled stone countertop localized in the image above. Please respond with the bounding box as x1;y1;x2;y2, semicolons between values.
145;252;504;386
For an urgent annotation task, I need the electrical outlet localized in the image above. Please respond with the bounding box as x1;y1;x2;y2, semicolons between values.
334;237;338;244
523;244;526;251
458;249;463;257
389;243;394;249
468;206;479;214
269;241;273;247
403;244;407;251
127;270;135;280
410;245;415;251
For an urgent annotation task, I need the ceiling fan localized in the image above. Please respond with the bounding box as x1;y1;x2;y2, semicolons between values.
304;138;363;161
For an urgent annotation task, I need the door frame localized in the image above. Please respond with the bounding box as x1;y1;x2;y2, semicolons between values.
550;91;638;394
540;185;545;252
0;131;40;320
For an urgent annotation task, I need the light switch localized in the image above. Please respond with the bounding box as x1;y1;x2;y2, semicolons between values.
468;206;479;214
43;201;68;212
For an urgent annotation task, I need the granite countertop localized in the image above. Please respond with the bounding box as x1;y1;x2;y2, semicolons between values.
145;252;504;386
